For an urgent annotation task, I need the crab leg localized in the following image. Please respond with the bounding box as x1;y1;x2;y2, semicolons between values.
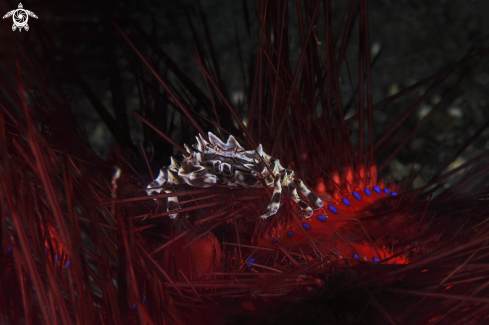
294;179;324;210
287;180;314;218
146;166;184;218
164;188;181;219
260;174;284;220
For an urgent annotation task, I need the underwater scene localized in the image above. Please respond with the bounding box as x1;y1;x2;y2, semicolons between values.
1;0;489;324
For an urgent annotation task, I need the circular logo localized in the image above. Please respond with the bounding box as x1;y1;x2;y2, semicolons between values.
13;9;28;28
2;3;38;32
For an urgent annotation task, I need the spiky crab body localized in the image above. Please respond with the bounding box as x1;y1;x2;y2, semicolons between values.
146;132;323;219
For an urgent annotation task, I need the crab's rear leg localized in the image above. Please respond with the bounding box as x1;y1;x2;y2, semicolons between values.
287;181;314;218
294;179;324;210
260;173;283;220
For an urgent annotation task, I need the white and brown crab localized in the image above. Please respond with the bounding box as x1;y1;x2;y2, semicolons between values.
146;132;323;219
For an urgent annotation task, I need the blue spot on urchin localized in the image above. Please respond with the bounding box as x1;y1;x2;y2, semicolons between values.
65;261;70;268
342;198;351;207
317;214;327;222
287;231;295;237
373;257;380;262
328;205;338;214
272;238;278;244
55;254;58;261
132;304;136;310
353;254;359;259
353;192;361;201
373;186;381;194
302;223;311;230
246;258;255;268
384;188;390;194
142;297;147;304
311;252;317;257
364;188;371;196
392;192;398;196
7;247;11;253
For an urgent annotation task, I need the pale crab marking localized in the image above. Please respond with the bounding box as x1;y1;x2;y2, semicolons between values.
146;132;323;219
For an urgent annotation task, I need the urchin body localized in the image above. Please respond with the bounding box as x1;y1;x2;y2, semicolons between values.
146;132;323;219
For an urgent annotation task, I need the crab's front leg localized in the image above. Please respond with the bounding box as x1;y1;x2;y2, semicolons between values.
260;173;284;220
146;163;184;219
164;187;181;219
178;160;217;187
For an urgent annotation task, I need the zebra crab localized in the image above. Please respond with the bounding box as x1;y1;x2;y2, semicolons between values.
146;132;323;219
